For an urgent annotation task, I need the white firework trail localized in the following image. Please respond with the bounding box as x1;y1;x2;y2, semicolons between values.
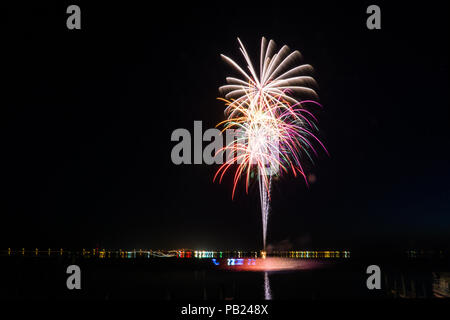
215;37;327;251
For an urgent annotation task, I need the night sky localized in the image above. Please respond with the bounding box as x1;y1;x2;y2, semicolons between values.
3;2;449;251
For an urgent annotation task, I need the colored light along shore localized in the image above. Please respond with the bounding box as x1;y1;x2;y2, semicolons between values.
2;248;350;259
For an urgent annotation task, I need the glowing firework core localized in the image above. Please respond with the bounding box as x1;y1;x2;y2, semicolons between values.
216;37;327;250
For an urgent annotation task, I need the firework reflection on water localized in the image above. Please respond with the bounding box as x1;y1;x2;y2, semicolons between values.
264;272;272;300
219;257;327;272
216;258;328;300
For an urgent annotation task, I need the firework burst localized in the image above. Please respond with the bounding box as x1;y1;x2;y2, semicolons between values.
215;37;327;249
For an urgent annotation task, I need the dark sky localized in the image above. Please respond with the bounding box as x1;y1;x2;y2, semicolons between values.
3;1;449;251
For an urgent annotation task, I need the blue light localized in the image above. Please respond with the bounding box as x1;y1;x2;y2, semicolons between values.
211;258;220;266
227;258;244;266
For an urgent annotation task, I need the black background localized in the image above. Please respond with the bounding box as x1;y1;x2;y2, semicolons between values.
3;1;449;252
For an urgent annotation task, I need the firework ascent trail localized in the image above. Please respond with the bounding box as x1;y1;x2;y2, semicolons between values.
215;37;327;250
